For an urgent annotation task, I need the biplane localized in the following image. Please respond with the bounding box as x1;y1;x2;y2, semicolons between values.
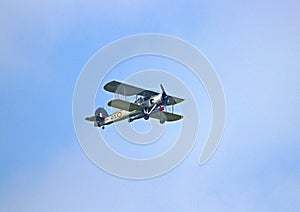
85;80;184;129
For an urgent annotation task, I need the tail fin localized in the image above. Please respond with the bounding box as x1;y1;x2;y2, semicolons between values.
93;107;108;127
95;107;108;118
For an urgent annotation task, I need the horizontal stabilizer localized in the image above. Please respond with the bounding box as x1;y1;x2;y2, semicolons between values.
85;116;97;122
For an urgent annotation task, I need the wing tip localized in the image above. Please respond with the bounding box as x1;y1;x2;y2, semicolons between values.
107;100;113;106
103;80;120;91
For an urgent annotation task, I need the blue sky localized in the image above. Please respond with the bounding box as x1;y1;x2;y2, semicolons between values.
1;0;300;211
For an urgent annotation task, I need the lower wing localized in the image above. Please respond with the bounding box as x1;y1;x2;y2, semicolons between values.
150;111;183;122
107;99;142;111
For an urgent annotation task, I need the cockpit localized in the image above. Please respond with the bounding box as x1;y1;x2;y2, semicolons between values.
135;96;144;104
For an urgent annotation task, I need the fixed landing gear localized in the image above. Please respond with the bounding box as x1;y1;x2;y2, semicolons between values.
129;113;150;123
102;126;105;129
144;114;149;120
160;118;166;124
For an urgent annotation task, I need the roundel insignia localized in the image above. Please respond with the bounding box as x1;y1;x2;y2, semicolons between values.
117;111;122;118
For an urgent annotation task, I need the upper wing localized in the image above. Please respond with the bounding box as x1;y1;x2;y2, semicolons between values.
150;111;183;122
107;99;142;111
104;80;158;97
104;80;184;105
167;96;184;105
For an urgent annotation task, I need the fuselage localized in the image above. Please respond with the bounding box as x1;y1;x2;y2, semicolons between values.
103;93;165;125
103;109;139;125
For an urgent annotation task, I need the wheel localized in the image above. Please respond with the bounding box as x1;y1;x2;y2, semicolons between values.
144;114;149;120
160;118;166;124
102;126;105;129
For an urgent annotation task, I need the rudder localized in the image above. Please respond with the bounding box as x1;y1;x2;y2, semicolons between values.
94;107;108;127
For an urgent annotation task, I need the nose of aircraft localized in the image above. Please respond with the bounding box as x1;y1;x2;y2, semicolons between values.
160;84;169;105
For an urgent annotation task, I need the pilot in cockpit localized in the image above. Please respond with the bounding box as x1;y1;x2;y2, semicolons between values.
135;96;144;104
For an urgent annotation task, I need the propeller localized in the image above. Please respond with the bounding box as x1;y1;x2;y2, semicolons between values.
160;84;184;105
160;84;169;105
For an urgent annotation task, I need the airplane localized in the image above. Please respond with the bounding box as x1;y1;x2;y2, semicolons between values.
85;80;184;129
